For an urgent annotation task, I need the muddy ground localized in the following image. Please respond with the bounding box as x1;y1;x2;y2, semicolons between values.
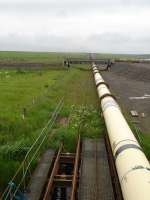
101;62;150;134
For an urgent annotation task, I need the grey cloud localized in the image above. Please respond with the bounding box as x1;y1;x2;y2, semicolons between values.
0;0;150;16
0;32;150;54
85;33;150;53
0;0;150;53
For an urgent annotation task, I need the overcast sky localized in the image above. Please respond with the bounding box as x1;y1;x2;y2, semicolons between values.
0;0;150;54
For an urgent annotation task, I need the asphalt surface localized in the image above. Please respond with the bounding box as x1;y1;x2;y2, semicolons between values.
101;62;150;134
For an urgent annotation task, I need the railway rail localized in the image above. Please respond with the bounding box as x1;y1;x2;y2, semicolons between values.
36;135;121;200
1;88;125;200
1;134;123;200
42;136;81;200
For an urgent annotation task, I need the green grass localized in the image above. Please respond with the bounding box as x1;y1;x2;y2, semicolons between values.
0;51;149;65
1;51;149;192
0;51;88;64
0;64;104;190
129;122;150;159
140;134;150;158
0;65;101;146
123;111;150;160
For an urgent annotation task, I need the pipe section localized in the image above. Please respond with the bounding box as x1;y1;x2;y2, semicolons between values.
92;64;150;200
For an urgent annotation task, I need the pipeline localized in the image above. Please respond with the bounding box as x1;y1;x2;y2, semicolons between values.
92;64;150;200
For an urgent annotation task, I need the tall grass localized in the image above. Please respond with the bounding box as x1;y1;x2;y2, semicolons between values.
0;65;104;190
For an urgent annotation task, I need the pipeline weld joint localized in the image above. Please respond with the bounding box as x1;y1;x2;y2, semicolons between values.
121;165;150;183
96;81;110;89
99;93;117;102
93;71;99;75
114;144;143;160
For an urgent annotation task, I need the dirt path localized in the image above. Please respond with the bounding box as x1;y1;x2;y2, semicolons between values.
101;62;150;134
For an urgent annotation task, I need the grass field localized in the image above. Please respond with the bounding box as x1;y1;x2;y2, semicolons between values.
0;63;105;191
0;51;150;193
0;51;88;64
0;51;149;65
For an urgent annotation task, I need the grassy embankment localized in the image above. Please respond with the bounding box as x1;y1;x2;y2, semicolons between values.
0;54;104;190
129;122;150;159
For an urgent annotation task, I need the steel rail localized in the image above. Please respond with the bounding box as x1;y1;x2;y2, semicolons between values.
43;144;63;200
43;136;81;200
70;135;80;200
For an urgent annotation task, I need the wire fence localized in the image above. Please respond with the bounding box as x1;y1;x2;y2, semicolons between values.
1;98;64;200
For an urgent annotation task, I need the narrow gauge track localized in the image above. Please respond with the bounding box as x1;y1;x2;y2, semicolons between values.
42;136;81;200
41;135;123;200
2;134;123;200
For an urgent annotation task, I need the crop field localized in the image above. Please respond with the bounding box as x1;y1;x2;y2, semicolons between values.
0;58;104;190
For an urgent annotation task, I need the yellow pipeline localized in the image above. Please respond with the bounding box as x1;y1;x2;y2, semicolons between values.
93;64;150;200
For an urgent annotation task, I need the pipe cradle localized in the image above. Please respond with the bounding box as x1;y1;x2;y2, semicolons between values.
92;64;150;200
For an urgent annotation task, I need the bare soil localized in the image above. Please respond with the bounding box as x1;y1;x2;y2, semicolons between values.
101;62;150;134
